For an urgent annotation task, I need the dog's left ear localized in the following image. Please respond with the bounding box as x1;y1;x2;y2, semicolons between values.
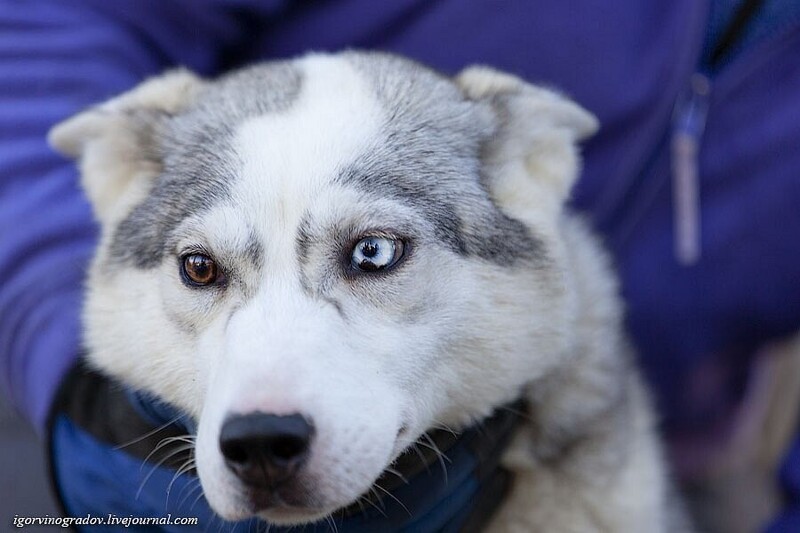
456;66;597;216
48;69;204;224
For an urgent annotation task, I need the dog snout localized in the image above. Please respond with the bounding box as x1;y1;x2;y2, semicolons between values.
219;413;314;487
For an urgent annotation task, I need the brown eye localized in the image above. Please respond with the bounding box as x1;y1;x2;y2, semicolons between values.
181;254;219;286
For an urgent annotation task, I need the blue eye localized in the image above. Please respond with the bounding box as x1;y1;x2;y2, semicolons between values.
351;236;404;272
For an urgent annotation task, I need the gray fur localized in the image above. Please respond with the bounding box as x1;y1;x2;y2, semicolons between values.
111;53;543;272
109;63;302;268
343;52;545;266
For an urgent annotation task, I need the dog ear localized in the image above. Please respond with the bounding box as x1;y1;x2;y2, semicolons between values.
48;69;203;224
455;66;597;216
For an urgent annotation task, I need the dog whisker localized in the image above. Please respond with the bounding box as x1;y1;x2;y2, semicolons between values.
201;503;220;533
145;442;195;471
140;434;195;468
367;486;381;509
351;493;368;516
165;458;197;509
113;416;184;451
419;432;451;464
325;514;339;533
409;443;430;474
190;487;209;515
415;433;451;485
383;467;409;485
429;422;459;437
373;482;411;517
136;443;196;500
361;488;388;517
176;478;204;510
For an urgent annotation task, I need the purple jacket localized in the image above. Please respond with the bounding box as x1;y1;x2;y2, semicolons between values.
1;1;799;529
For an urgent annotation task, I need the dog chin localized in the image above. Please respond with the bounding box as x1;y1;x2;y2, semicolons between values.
246;487;332;525
213;496;335;526
256;507;336;527
224;480;358;526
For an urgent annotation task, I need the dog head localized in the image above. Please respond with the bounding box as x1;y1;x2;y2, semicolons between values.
50;52;596;524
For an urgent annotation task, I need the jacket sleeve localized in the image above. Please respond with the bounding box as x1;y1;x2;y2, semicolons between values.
0;0;249;432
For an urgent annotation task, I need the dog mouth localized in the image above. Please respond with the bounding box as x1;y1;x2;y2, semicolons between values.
250;428;461;519
246;483;311;511
240;477;336;525
236;435;419;522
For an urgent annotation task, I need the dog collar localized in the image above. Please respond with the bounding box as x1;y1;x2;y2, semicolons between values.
50;362;525;532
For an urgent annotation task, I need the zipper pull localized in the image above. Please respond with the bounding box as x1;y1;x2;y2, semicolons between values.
671;73;711;266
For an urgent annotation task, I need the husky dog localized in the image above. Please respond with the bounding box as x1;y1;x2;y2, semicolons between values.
50;51;689;532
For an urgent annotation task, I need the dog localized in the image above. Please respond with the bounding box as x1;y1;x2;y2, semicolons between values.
49;51;690;531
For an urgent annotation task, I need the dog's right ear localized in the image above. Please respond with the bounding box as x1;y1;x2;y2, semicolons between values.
48;69;204;224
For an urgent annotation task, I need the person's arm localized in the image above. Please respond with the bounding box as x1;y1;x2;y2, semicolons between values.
0;0;247;432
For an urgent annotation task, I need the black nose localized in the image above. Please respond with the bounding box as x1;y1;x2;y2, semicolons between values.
219;413;314;487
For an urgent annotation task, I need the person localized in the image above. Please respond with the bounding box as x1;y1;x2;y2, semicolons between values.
1;1;799;531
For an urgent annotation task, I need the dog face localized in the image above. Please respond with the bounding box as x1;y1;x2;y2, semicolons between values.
50;52;596;524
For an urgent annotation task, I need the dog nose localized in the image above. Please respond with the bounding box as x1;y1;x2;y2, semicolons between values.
219;413;314;487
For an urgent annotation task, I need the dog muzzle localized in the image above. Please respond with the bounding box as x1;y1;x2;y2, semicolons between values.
47;361;524;532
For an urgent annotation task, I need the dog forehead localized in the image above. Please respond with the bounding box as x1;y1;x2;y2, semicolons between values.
108;52;540;271
226;53;499;249
225;53;498;260
229;54;386;220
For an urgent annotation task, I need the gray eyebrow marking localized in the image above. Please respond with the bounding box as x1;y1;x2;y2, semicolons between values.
244;228;264;271
108;62;303;269
337;51;545;267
